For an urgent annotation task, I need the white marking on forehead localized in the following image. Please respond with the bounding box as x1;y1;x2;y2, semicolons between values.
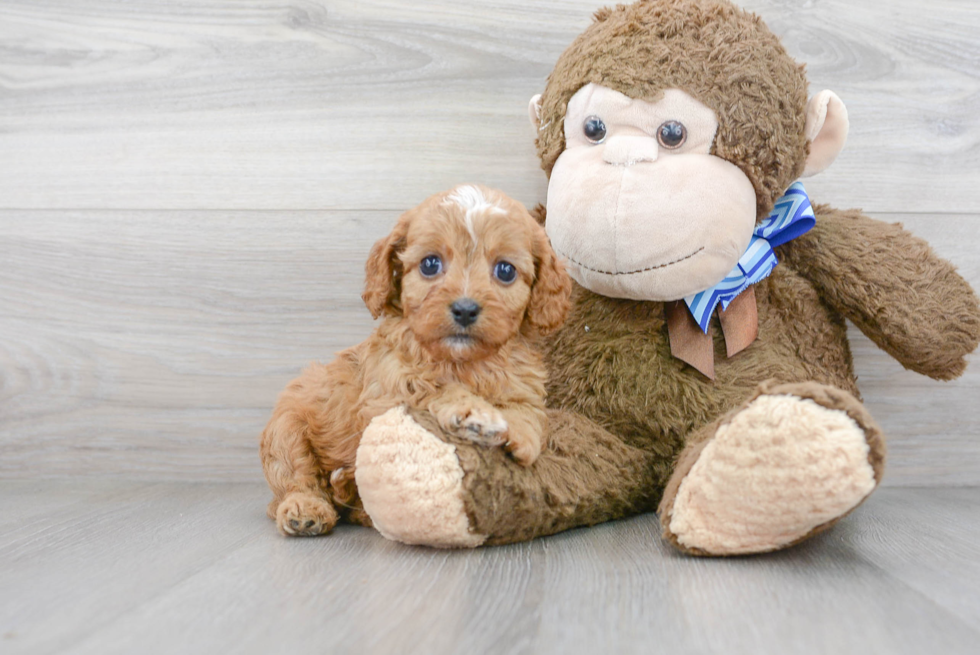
445;185;506;245
448;185;498;212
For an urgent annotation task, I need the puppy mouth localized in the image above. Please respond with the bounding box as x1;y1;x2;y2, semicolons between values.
443;334;476;348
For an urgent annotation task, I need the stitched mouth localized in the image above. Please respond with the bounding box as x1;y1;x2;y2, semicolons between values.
556;246;704;276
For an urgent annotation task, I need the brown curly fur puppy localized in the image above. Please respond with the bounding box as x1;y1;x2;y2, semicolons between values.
260;184;572;536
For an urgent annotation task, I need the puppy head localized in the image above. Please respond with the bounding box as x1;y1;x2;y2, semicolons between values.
363;184;572;362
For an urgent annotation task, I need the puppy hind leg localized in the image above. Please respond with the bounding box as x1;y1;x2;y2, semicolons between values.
276;491;339;537
260;413;338;536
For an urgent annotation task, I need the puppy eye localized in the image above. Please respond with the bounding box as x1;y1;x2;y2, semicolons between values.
419;255;442;278
493;261;517;284
583;116;607;144
657;121;687;149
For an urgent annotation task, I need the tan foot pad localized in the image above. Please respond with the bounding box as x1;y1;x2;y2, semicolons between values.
668;394;877;555
355;406;486;548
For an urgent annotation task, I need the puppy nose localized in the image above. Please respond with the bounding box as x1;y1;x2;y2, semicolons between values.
451;298;481;328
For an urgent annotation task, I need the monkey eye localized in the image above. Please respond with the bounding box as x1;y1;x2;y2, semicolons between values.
419;255;443;278
493;261;517;284
657;121;687;149
583;116;607;144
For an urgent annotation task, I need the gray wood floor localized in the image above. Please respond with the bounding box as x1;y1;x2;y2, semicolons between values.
2;1;980;653
1;481;979;655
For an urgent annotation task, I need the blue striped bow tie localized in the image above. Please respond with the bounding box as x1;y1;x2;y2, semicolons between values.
684;182;815;333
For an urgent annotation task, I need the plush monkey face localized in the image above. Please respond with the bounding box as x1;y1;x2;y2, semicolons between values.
530;0;849;303
545;83;757;301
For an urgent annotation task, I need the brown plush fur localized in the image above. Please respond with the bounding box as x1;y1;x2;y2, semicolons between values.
260;185;572;536
394;0;980;548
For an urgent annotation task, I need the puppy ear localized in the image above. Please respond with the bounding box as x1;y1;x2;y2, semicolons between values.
525;224;572;335
530;203;547;227
362;212;410;319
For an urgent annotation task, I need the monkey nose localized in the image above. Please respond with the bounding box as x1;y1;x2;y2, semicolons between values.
450;298;481;328
602;135;659;166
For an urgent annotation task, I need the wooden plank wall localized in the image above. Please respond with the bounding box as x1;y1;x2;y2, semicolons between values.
1;0;978;484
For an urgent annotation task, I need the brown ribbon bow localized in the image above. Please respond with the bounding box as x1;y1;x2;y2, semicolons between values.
665;286;759;379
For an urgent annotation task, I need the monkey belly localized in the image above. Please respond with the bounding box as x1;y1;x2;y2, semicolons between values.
543;266;858;460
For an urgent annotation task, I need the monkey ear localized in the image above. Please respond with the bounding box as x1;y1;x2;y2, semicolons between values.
362;214;410;319
802;90;849;177
528;94;543;130
524;225;572;336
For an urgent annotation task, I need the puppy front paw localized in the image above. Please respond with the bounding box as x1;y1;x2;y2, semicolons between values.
435;400;508;447
461;407;508;446
505;429;542;467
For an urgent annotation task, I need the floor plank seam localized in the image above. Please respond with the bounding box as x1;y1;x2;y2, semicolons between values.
845;537;980;637
50;525;271;654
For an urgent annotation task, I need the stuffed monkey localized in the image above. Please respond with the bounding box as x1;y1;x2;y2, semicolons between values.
350;0;980;554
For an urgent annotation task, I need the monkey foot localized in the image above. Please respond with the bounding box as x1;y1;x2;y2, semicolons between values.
355;406;487;548
659;381;886;556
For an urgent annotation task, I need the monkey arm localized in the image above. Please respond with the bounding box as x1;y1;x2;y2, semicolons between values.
777;205;980;380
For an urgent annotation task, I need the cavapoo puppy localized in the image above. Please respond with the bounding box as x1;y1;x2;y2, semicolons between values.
260;184;572;536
